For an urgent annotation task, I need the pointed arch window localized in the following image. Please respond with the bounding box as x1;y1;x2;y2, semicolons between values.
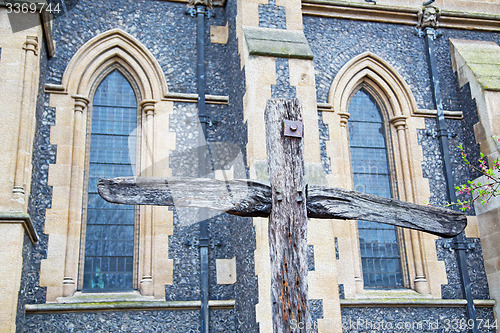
82;70;139;291
348;87;404;289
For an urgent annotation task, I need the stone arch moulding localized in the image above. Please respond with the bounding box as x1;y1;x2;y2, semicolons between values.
328;52;419;118
327;52;446;298
59;28;168;100
40;28;174;302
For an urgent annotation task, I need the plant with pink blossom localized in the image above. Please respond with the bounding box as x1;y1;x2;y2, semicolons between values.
452;137;500;211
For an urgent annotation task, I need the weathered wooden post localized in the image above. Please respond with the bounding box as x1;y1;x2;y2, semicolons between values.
265;99;310;331
98;98;468;333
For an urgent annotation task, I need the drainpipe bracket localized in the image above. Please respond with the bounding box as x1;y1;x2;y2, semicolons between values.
443;240;476;253
425;128;456;139
415;27;442;39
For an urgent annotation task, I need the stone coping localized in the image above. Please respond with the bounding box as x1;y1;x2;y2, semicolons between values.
341;298;496;308
244;27;314;60
450;39;500;91
0;211;39;244
25;299;236;314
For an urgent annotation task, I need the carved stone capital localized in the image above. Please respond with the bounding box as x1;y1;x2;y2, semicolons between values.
338;112;350;127
23;36;38;55
188;0;213;9
390;115;408;129
72;95;90;113
140;99;156;116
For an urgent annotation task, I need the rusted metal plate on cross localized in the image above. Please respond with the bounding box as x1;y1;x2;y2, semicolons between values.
283;119;303;138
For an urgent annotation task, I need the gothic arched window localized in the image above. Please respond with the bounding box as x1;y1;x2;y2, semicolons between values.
348;87;404;289
82;70;138;291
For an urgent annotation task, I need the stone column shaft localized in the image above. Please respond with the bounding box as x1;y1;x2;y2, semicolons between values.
13;36;38;203
139;99;156;295
62;95;89;297
391;115;429;294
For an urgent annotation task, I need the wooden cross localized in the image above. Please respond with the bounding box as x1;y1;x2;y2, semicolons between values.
98;99;466;332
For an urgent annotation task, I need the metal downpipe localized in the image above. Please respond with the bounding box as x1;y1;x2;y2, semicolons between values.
424;27;478;332
196;4;210;333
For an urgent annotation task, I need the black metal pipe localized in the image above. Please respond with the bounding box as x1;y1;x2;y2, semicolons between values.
196;4;210;333
424;27;478;333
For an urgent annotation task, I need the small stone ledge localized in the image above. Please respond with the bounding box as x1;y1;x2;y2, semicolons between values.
414;109;463;119
0;212;39;244
317;102;334;112
341;298;496;308
244;27;314;60
163;92;229;105
25;299;235;314
44;84;65;93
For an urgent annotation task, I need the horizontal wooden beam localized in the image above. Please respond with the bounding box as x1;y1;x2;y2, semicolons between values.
306;185;466;238
98;177;466;238
98;177;272;217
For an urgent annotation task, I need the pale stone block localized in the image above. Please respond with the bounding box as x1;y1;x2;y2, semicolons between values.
240;2;260;27
48;186;71;210
0;223;24;333
210;23;229;44
309;272;338;298
40;234;67;290
275;0;303;31
43;209;69;234
477;209;500;236
214;166;234;181
484;257;500;274
216;257;237;284
47;163;72;186
464;216;480;238
480;232;500;261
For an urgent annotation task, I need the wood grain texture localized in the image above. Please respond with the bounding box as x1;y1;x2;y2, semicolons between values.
98;177;466;238
97;177;271;217
265;99;311;332
306;185;467;238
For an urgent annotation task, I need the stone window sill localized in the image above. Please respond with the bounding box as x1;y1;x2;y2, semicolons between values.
341;298;495;308
25;292;235;313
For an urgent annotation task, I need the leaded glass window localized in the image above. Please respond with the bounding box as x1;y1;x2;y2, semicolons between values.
348;88;404;289
83;70;138;291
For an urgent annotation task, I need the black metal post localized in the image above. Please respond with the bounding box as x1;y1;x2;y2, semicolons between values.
195;4;210;333
424;27;478;333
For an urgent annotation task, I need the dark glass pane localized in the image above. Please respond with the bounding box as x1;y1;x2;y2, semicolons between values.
348;88;404;289
83;70;137;292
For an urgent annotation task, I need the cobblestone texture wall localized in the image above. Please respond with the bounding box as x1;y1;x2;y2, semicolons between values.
17;36;52;330
341;306;497;333
18;2;500;331
303;14;497;320
20;0;255;331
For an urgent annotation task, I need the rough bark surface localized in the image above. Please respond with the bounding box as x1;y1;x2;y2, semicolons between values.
265;99;310;332
98;179;466;238
97;177;272;217
306;185;467;238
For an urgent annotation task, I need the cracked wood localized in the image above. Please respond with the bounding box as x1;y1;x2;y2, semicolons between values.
98;179;466;238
